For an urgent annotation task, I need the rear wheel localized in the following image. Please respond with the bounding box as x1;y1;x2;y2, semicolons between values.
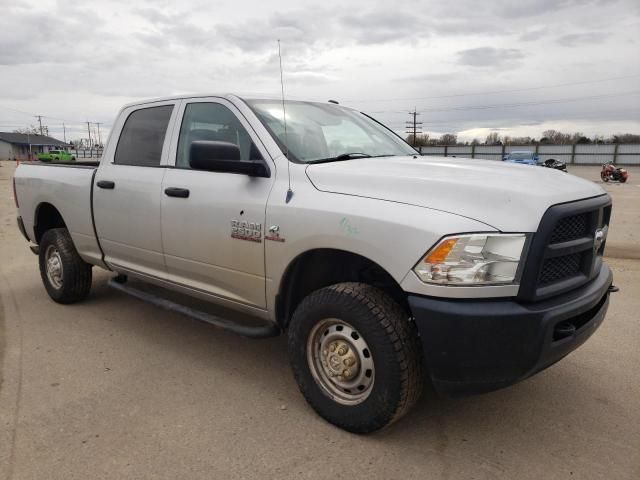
288;282;423;433
39;228;92;304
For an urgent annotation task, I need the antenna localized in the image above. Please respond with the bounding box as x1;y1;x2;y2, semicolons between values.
278;39;294;204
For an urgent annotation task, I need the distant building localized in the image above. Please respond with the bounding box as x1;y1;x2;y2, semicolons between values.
0;132;70;161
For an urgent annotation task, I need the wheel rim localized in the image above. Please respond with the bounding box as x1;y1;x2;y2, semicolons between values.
307;318;375;406
45;245;63;289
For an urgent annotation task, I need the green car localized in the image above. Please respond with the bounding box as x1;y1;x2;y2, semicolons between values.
38;150;75;162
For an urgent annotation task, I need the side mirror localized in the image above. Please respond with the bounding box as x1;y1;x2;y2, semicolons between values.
189;140;269;177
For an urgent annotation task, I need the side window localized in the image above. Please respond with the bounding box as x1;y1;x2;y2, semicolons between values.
176;102;262;169
114;105;173;167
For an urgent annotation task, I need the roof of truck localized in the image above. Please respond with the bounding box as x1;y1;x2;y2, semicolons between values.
120;94;345;109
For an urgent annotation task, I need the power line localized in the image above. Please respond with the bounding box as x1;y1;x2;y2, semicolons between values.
0;104;110;127
95;122;103;146
369;90;640;114
344;74;640;103
35;115;43;135
86;122;93;147
405;108;422;146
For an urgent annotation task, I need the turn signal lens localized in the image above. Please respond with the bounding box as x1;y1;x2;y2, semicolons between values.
423;238;457;264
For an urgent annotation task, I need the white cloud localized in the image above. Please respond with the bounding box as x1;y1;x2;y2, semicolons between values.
0;0;638;142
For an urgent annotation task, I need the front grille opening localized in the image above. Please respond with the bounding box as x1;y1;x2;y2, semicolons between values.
602;205;612;227
539;253;583;286
550;213;588;244
553;293;608;341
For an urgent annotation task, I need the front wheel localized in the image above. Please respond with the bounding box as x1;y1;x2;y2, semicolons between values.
601;174;609;182
39;228;92;304
288;283;423;433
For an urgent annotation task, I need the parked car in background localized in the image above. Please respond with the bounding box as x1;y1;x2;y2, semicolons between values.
541;158;568;172
503;150;538;165
38;150;75;162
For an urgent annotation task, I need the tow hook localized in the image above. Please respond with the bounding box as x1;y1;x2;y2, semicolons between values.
608;285;620;293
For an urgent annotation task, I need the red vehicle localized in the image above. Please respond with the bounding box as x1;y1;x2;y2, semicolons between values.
601;162;629;183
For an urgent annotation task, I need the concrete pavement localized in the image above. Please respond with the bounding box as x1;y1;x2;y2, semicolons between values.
1;161;639;479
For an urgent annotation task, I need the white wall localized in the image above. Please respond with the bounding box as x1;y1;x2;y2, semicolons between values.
0;140;15;161
417;144;640;165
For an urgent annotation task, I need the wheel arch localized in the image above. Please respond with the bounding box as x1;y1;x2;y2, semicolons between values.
275;248;409;329
34;202;67;244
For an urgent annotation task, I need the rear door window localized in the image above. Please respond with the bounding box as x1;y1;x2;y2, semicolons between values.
115;105;174;167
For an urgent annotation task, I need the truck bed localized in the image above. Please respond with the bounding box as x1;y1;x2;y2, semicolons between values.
13;162;104;267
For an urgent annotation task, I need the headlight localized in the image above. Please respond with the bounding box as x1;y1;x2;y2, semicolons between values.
413;234;527;285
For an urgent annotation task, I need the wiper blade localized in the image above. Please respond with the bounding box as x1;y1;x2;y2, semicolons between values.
308;152;372;164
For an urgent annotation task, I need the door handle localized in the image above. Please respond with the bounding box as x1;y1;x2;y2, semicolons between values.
164;187;190;198
96;180;115;189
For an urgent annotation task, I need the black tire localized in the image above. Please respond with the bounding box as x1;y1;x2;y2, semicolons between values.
288;282;423;433
39;228;92;304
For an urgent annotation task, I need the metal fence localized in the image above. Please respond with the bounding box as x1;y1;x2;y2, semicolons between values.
416;144;640;165
70;147;103;159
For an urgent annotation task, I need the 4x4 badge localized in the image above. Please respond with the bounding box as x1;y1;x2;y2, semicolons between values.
265;225;286;243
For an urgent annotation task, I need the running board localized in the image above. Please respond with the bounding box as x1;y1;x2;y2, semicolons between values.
108;279;280;338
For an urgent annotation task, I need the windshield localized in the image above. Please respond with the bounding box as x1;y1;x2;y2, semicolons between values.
245;100;416;163
509;152;534;160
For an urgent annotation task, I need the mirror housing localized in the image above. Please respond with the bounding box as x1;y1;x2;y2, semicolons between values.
189;140;269;177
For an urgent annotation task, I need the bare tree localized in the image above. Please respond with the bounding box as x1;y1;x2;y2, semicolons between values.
485;132;501;145
439;133;457;145
505;136;533;145
13;125;41;135
405;133;431;147
610;133;640;143
541;130;574;144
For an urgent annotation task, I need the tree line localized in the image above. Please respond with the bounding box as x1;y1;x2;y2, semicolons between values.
406;131;640;146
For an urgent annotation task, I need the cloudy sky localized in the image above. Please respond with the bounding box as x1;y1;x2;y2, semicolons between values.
1;0;639;143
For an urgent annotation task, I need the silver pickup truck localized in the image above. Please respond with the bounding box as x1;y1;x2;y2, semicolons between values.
14;94;615;433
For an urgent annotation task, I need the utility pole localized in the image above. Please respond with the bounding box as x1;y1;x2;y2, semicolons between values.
405;107;422;147
62;123;67;143
95;122;103;147
35;115;44;135
86;121;93;148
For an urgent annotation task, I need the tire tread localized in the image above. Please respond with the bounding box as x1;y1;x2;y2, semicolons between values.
288;282;423;432
39;228;92;304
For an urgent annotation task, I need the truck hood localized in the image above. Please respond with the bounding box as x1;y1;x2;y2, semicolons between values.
305;156;605;232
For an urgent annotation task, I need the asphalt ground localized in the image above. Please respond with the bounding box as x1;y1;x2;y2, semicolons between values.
0;161;638;479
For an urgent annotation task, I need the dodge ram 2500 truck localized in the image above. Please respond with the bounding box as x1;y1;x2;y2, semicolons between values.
14;95;615;433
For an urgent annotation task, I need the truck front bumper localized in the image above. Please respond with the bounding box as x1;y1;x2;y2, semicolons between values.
408;264;613;396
